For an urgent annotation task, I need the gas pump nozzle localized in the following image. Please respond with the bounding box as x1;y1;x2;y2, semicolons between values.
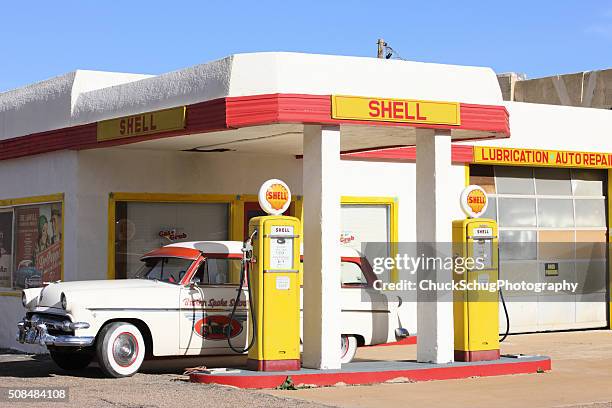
242;229;257;263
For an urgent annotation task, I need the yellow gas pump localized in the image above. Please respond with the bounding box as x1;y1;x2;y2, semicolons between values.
246;215;301;371
235;178;301;372
453;185;500;362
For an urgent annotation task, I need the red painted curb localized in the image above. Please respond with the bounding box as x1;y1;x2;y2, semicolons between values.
190;358;551;389
365;336;417;347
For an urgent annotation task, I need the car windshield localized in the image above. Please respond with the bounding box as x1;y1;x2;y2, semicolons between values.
135;257;193;284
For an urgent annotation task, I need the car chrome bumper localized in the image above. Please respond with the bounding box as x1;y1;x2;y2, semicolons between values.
17;317;94;347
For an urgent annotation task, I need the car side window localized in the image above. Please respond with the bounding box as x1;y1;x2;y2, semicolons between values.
191;261;205;284
192;258;235;284
341;262;367;286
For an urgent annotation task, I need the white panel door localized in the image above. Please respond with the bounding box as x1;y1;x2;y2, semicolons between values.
341;204;390;281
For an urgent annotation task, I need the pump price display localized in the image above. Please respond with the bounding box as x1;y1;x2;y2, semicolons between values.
268;226;295;271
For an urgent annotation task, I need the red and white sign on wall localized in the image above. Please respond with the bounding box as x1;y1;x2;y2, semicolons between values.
0;211;13;288
14;203;62;288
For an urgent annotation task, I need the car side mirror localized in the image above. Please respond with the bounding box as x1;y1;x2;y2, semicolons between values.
189;280;200;290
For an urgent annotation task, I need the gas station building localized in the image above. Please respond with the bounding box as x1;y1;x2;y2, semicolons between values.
1;52;612;368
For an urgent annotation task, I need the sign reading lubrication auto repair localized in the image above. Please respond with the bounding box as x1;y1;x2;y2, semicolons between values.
97;106;186;142
474;146;612;169
331;95;460;126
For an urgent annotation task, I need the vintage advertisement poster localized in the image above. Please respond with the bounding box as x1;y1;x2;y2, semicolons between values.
0;211;13;288
14;203;62;288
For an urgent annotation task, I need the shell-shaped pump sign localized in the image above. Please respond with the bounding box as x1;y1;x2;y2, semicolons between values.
258;179;292;215
460;185;488;218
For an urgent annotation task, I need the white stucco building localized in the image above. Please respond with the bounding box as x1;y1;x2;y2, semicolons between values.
1;53;611;365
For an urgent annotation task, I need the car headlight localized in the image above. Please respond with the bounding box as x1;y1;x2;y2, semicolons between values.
21;292;27;308
61;293;67;310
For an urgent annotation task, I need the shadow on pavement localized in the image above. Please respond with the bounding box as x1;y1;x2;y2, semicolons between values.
0;354;248;378
0;355;107;379
141;355;247;374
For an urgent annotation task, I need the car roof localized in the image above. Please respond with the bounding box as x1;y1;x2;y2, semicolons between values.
164;240;364;258
165;241;244;254
141;246;201;260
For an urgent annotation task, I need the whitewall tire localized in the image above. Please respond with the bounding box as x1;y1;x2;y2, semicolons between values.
96;322;145;378
340;335;358;364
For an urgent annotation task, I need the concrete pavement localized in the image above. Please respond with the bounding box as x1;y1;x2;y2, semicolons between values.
2;330;612;408
267;330;612;408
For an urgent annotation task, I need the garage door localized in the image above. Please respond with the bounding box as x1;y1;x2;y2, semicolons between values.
471;165;608;332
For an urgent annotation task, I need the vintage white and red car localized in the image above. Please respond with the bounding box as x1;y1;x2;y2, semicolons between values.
18;241;408;377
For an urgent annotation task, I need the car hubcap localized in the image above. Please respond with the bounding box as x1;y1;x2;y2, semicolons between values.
113;333;137;367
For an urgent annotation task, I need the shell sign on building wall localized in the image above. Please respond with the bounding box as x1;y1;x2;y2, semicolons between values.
460;185;488;218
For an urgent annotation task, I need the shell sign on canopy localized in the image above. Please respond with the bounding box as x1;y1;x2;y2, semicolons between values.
97;107;186;142
331;95;461;126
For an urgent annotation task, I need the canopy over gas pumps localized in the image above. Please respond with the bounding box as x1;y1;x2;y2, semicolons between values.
0;52;511;368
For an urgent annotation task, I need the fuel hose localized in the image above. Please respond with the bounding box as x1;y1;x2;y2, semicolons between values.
499;287;510;343
226;231;258;354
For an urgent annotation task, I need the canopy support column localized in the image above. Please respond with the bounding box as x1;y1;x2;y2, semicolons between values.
301;125;342;370
415;129;455;364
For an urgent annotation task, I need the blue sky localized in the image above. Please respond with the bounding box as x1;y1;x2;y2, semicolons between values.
1;1;611;92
